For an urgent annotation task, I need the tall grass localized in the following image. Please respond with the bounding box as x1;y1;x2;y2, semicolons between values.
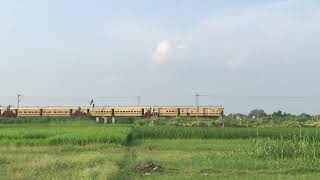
250;135;320;160
0;117;96;126
133;126;320;140
0;126;132;146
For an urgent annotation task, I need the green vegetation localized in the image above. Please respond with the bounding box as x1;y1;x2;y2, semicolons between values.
0;126;132;146
115;139;320;180
1;117;320;179
0;116;96;126
134;116;320;128
133;126;320;140
0;145;125;179
251;135;320;160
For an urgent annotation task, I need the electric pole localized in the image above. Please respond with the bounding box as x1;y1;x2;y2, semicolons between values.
17;94;22;110
137;96;141;107
194;93;208;120
195;93;208;109
89;99;95;111
195;93;199;108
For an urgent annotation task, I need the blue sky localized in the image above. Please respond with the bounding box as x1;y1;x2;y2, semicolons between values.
1;0;320;114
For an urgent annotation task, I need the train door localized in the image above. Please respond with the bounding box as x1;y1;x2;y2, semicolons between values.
178;108;181;116
111;109;115;117
204;108;208;117
187;108;191;116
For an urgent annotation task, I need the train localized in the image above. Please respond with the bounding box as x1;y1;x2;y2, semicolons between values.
0;106;224;118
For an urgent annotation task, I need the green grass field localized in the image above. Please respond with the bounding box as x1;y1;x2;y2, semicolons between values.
1;117;320;179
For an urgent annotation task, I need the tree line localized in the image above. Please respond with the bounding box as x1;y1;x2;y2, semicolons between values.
227;109;319;120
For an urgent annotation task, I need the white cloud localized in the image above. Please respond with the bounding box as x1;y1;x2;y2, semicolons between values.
182;0;320;70
152;40;171;64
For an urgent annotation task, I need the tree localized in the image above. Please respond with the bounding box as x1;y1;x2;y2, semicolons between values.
248;109;267;118
298;113;312;120
272;110;283;117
